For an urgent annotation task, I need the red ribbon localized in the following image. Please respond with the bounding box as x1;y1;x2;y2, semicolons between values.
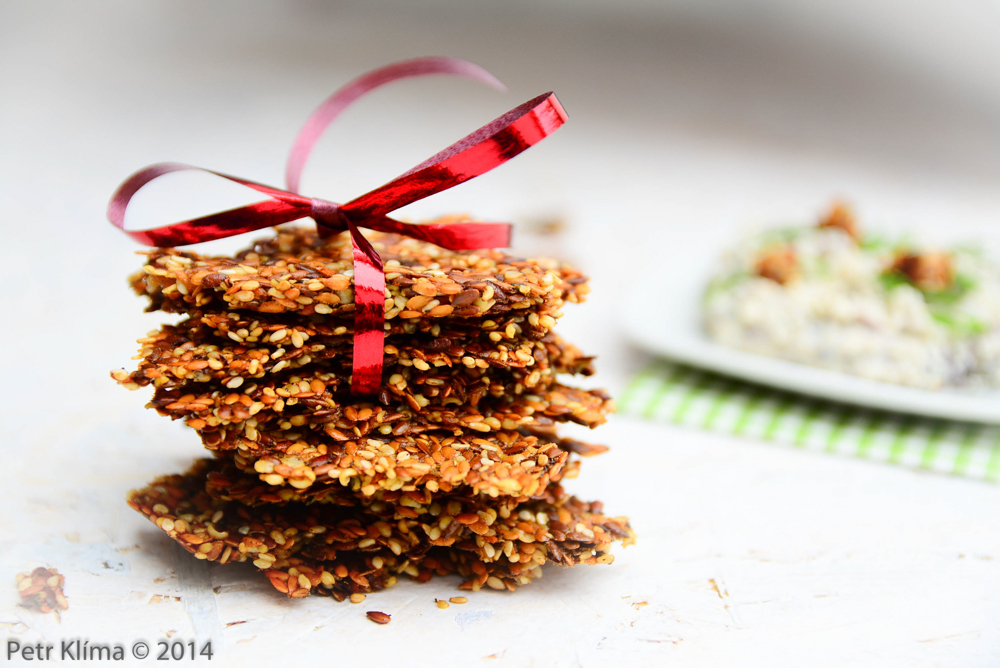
108;57;568;395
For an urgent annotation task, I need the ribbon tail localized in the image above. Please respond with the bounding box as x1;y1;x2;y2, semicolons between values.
348;220;386;395
356;215;511;250
317;223;339;240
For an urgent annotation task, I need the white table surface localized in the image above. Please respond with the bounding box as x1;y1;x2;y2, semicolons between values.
2;2;999;666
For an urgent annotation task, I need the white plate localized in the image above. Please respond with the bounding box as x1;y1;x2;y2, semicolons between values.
621;228;1000;425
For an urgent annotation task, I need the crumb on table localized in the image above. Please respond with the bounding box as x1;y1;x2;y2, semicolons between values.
16;567;68;614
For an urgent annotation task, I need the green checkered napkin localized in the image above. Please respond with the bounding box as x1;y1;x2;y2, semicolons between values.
620;363;1000;482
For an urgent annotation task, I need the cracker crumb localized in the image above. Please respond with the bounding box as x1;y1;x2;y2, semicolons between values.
16;567;68;615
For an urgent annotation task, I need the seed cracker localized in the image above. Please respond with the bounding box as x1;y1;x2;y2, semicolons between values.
114;319;592;389
263;548;546;598
143;375;614;441
259;548;544;599
127;460;633;591
182;307;561;345
214;428;572;497
205;457;573;508
131;226;589;320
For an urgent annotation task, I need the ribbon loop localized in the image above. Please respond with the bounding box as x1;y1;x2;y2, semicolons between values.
108;58;567;396
286;56;506;195
342;92;566;220
109;163;313;247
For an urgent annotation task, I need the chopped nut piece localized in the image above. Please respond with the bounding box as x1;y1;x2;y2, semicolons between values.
754;247;799;285
891;251;954;292
818;200;860;241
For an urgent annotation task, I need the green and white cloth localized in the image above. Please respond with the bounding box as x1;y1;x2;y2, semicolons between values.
620;363;1000;482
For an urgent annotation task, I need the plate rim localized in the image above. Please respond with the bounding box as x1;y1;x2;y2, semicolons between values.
622;287;1000;425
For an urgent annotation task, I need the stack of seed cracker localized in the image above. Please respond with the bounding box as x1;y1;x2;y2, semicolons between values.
115;226;633;601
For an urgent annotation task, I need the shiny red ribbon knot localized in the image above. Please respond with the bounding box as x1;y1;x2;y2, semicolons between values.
108;57;567;395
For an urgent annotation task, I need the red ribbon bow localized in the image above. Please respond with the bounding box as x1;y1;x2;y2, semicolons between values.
108;57;567;395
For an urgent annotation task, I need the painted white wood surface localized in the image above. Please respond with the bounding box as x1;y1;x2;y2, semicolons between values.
2;2;999;665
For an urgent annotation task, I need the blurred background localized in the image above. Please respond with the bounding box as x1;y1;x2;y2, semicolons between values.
4;0;1000;397
2;2;999;663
